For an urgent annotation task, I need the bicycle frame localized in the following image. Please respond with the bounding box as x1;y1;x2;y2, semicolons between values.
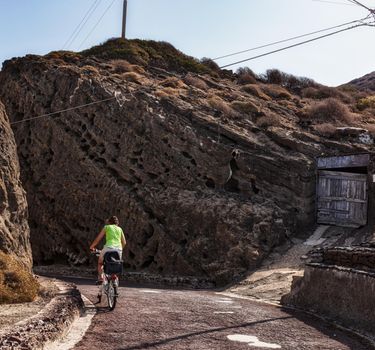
92;249;120;311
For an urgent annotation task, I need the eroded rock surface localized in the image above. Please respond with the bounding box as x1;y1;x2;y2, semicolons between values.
0;44;374;284
0;102;31;268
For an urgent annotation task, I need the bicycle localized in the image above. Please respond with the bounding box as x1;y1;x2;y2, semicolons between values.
92;249;123;311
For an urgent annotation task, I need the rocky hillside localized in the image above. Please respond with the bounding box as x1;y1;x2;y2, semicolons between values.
0;104;37;304
348;71;375;92
0;39;374;284
0;102;32;268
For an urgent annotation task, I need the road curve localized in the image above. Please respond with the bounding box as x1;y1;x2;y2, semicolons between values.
62;277;369;350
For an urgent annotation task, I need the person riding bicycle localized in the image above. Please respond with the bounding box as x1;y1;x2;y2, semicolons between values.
90;215;126;283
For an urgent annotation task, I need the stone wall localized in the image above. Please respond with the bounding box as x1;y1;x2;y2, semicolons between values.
282;247;375;338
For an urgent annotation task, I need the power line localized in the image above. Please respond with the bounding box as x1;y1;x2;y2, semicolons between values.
213;18;364;61
78;0;117;50
219;21;372;69
312;0;357;5
63;0;102;50
346;0;374;12
10;97;117;126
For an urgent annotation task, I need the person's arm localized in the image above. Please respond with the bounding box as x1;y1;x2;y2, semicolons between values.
121;232;126;249
90;228;106;251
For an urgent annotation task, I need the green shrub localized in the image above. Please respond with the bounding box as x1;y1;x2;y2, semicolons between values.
357;96;375;111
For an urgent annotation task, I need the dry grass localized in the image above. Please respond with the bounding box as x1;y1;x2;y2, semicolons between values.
183;74;208;90
302;85;352;103
81;65;100;75
111;59;145;75
314;123;337;137
231;100;260;115
208;96;237;117
155;87;181;98
160;77;187;89
307;98;353;124
241;84;271;100
256;113;281;127
0;252;39;304
123;72;143;83
260;84;292;100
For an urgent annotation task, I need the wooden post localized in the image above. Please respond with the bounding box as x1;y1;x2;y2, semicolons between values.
122;0;128;39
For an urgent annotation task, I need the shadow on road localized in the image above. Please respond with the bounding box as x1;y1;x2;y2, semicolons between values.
118;316;293;350
280;307;373;350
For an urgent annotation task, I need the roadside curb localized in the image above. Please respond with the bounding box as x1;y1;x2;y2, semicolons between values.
0;277;84;350
44;294;96;350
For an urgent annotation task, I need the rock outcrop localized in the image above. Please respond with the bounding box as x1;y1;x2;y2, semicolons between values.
0;102;31;268
0;40;374;284
348;71;375;92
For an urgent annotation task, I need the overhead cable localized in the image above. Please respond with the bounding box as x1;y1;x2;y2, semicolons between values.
213;18;365;61
78;0;117;50
63;0;102;49
312;0;357;5
346;0;374;12
10;97;117;125
219;21;372;69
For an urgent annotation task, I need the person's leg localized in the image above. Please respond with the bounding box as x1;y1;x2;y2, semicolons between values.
98;248;107;281
98;255;103;280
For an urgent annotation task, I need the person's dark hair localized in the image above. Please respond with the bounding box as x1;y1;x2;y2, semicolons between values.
107;216;119;225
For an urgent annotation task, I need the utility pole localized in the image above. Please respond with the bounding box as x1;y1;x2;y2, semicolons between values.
122;0;128;39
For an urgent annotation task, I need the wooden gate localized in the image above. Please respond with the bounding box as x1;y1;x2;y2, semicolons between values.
317;170;368;228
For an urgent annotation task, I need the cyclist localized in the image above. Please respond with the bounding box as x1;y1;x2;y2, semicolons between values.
90;216;126;283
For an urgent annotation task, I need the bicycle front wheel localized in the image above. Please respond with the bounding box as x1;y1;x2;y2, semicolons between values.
107;280;118;311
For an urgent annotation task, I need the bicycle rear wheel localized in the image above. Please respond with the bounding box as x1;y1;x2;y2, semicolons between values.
107;280;118;311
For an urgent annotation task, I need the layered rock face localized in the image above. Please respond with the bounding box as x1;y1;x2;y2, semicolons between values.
0;46;373;284
0;102;31;268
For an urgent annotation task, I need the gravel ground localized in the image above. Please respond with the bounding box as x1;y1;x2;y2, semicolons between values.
0;276;57;334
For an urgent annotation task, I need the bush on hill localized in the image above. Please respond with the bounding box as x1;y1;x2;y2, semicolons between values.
261;68;317;93
307;97;353;124
81;38;220;76
236;67;258;84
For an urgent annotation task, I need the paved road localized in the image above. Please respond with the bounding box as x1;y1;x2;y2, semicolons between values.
66;277;369;350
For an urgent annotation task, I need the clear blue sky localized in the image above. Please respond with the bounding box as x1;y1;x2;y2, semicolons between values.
0;0;374;86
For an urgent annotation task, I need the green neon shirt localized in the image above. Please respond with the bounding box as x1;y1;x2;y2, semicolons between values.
104;224;123;248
